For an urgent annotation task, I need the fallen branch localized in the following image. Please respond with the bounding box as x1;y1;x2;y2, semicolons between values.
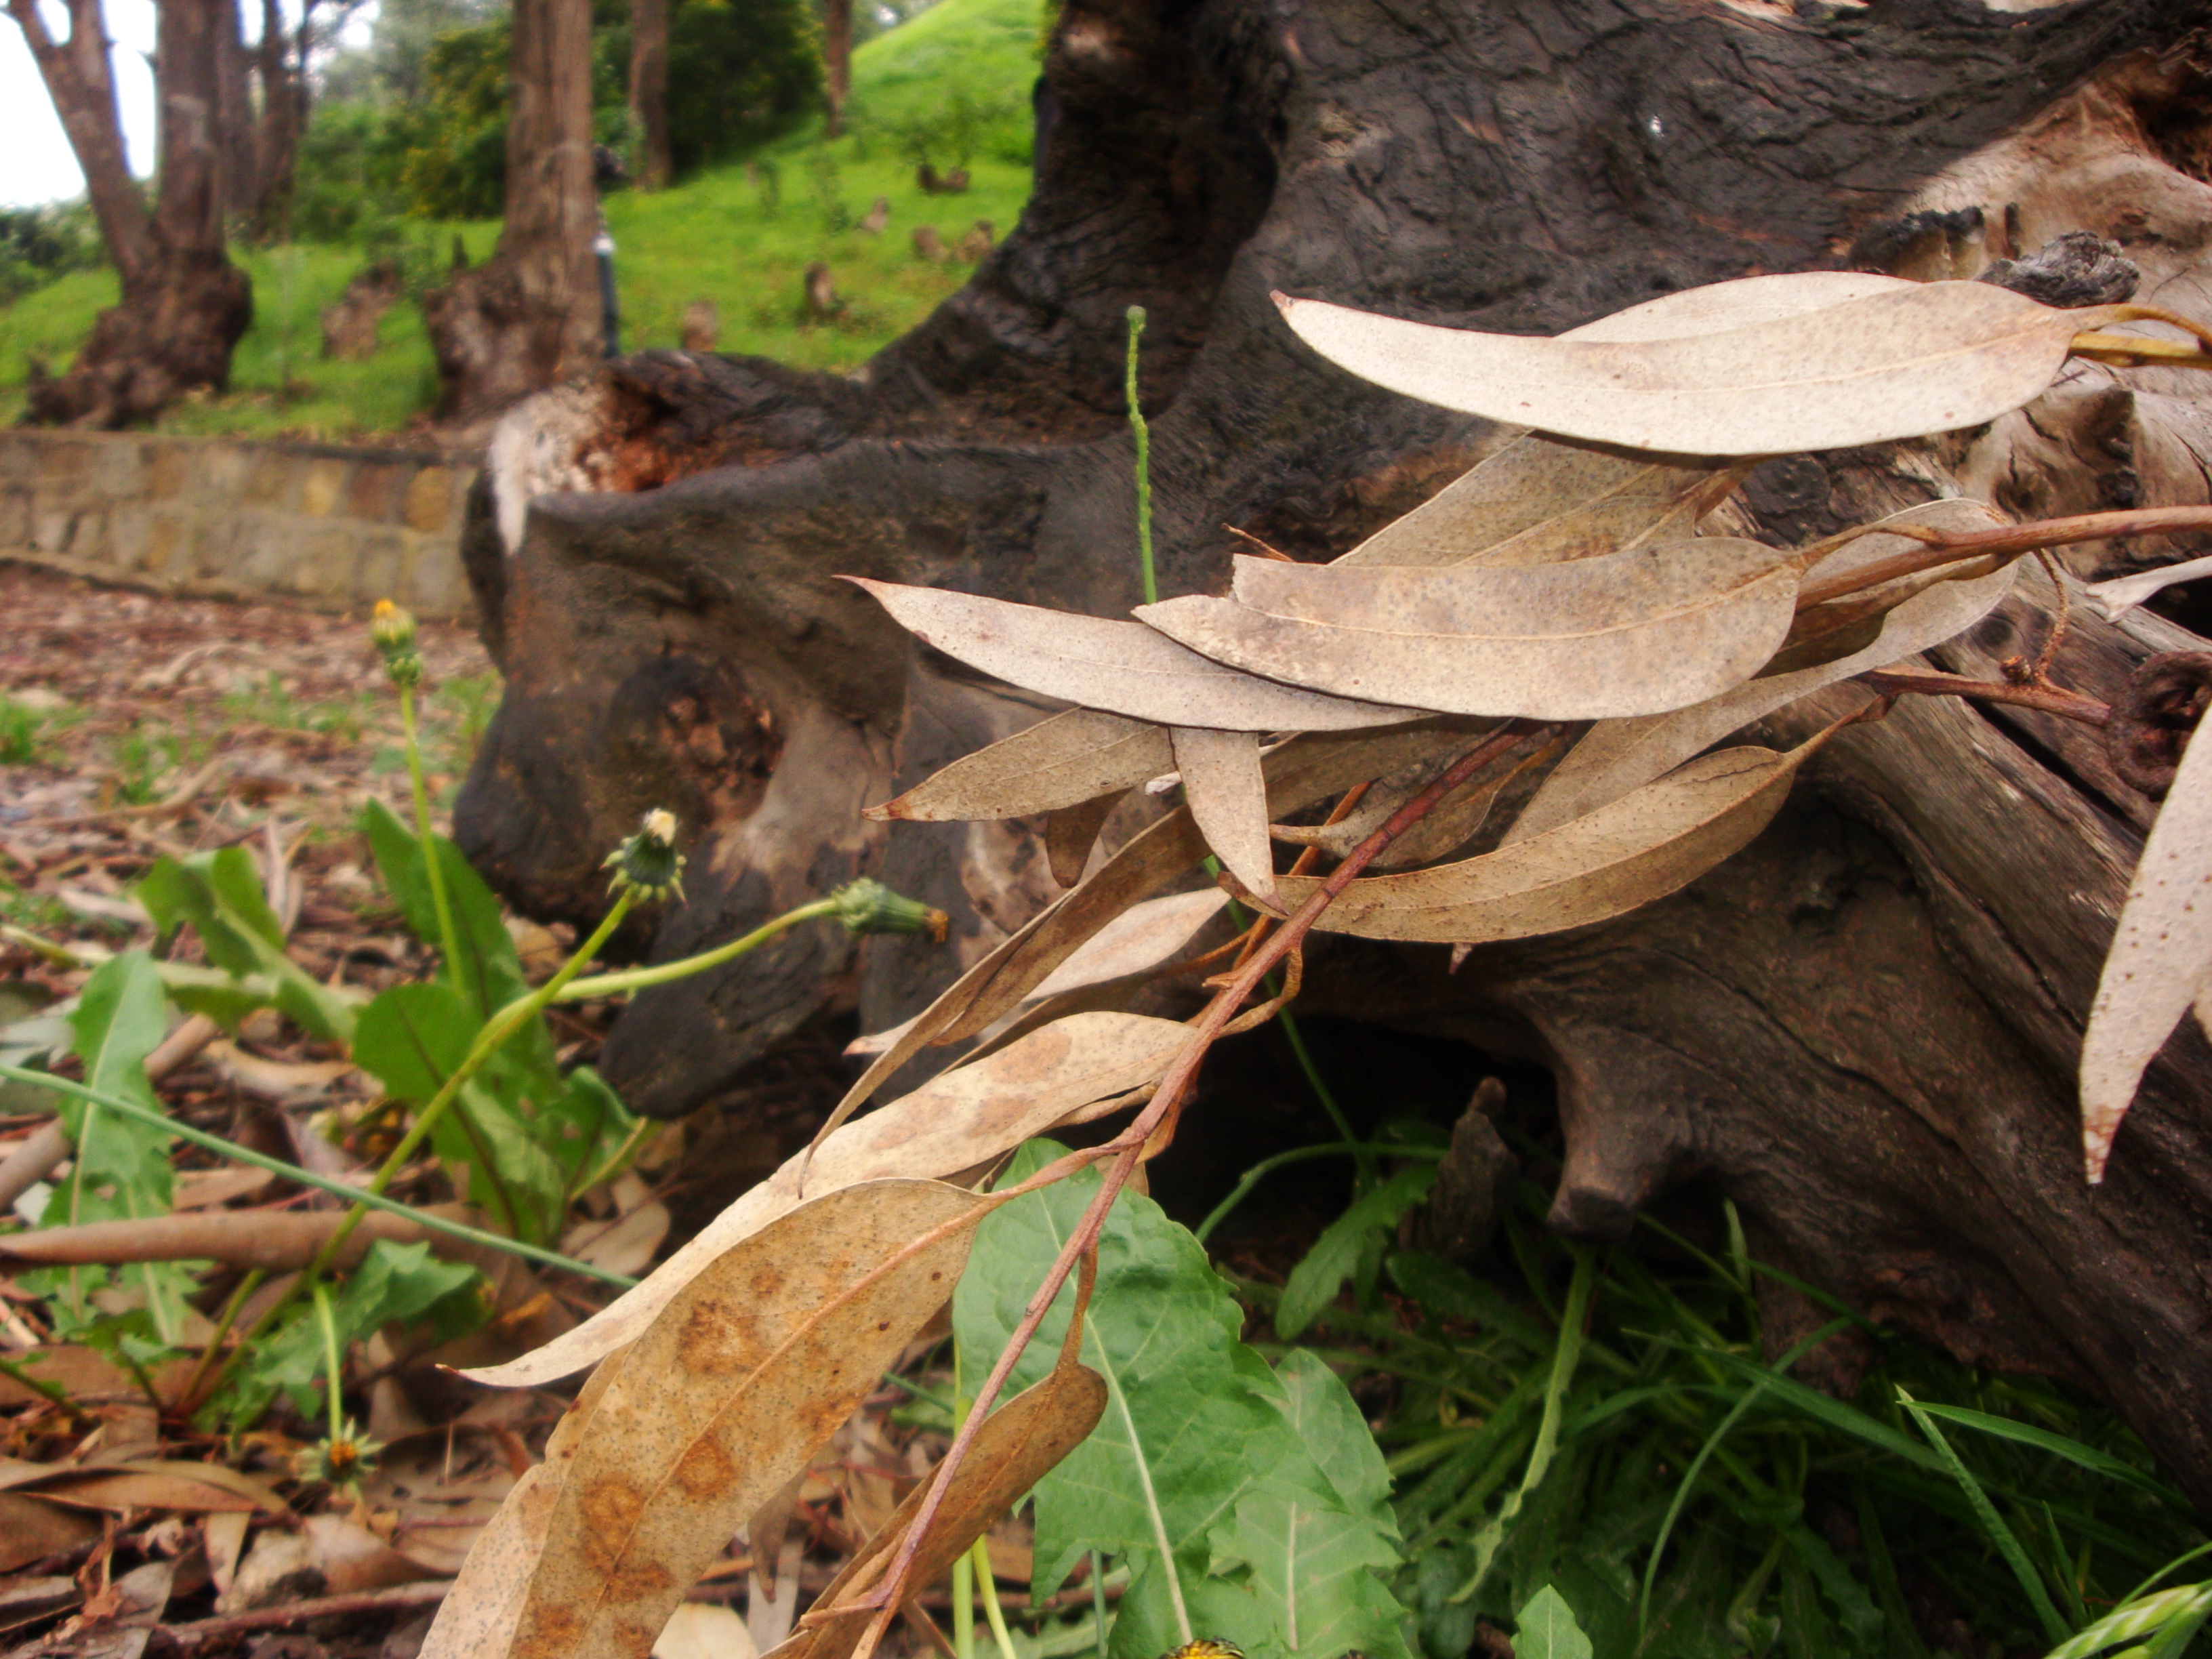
1797;506;2212;609
163;1581;452;1650
1856;670;2112;726
830;720;1549;1659
0;1208;468;1273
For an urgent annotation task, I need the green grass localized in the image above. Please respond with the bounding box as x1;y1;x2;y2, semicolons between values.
0;0;1042;437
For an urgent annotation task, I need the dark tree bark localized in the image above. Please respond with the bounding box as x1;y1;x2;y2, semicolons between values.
421;0;602;422
629;0;671;191
7;0;253;427
823;0;851;138
216;0;257;221
251;0;306;237
452;0;2212;1510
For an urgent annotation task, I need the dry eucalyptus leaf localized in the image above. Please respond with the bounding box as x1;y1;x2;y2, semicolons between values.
419;1348;631;1659
1277;279;2104;455
2080;715;2212;1183
502;1180;990;1659
767;1357;1107;1659
654;1605;757;1659
1138;539;1798;720
844;577;1425;731
1562;270;1915;342
2087;554;2212;621
865;710;1172;823
463;1015;1189;1389
1277;722;1851;943
1509;502;2015;842
1172;727;1277;905
814;720;1492;1153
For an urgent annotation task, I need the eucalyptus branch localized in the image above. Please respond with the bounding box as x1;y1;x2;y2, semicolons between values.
1856;669;2112;726
830;719;1550;1659
1796;506;2212;609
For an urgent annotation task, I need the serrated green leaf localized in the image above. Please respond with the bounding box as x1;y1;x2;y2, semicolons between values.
1277;1165;1436;1338
138;848;354;1043
352;981;567;1242
39;953;191;1338
536;1065;636;1191
1200;1352;1413;1659
363;798;540;1036
1515;1586;1594;1659
224;1238;483;1425
956;1143;1409;1659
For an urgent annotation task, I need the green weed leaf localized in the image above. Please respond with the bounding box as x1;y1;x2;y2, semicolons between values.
363;798;540;1034
222;1239;481;1427
1275;1164;1435;1338
1515;1585;1593;1659
139;848;355;1042
954;1141;1408;1659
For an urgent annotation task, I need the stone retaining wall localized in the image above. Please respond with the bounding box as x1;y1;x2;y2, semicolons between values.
0;428;478;619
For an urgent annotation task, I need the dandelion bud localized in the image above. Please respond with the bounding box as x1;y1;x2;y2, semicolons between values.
830;878;949;940
605;808;687;903
371;600;424;687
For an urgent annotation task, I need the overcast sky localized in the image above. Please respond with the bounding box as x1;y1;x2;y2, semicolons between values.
2;0;161;208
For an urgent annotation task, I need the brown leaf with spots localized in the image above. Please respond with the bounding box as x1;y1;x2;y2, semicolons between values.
768;1357;1107;1659
465;1020;1183;1391
1171;727;1277;906
499;1180;991;1659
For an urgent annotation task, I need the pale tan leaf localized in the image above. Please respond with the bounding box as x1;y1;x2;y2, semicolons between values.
2080;718;2212;1183
1275;722;1851;943
844;577;1425;731
1172;727;1277;905
1560;270;1916;342
768;1359;1107;1659
1336;438;1746;572
1137;539;1798;720
1276;279;2100;455
2086;554;2212;621
1509;502;2015;842
864;710;1171;823
654;1604;757;1659
462;1014;1189;1389
504;1179;989;1659
559;1202;672;1278
419;1352;628;1659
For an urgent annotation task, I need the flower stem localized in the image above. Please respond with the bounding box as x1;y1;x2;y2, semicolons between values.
397;682;464;989
1126;306;1155;607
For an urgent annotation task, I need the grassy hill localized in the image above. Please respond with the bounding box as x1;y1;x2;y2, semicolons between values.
0;0;1042;440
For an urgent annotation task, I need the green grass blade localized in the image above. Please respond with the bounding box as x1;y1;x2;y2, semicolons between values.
1908;1403;2188;1509
1898;1387;2070;1647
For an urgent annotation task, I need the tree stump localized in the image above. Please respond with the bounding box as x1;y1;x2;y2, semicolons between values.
453;0;2212;1509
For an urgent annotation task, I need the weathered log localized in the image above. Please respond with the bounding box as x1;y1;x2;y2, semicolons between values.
454;0;2212;1507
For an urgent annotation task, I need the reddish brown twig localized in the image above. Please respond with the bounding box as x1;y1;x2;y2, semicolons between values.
832;720;1547;1659
1855;669;2112;725
163;1582;452;1650
1796;506;2212;609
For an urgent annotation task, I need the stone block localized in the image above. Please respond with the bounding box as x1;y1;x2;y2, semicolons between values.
0;436;38;488
301;457;350;518
90;439;146;502
0;489;30;548
245;451;295;510
199;445;251;500
401;535;470;619
347;462;405;523
33;508;79;556
143;508;185;576
147;445;191;499
107;503;153;573
402;466;455;533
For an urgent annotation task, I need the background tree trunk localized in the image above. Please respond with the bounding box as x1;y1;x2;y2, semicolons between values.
215;0;256;222
451;0;2212;1511
629;0;670;190
7;0;253;428
251;0;304;236
420;0;602;423
822;0;849;138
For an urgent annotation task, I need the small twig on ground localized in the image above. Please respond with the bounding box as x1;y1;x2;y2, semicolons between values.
162;1581;452;1649
1797;506;2212;608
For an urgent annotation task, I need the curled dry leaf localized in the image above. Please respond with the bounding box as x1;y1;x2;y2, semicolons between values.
846;889;1229;1057
1172;727;1277;905
1137;540;1798;720
1507;501;2015;842
844;578;1425;731
1276;279;2108;455
767;1357;1107;1659
865;710;1172;823
2085;553;2212;621
463;1014;1189;1389
1275;719;1856;943
495;1180;991;1659
2081;714;2212;1183
1044;791;1124;888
